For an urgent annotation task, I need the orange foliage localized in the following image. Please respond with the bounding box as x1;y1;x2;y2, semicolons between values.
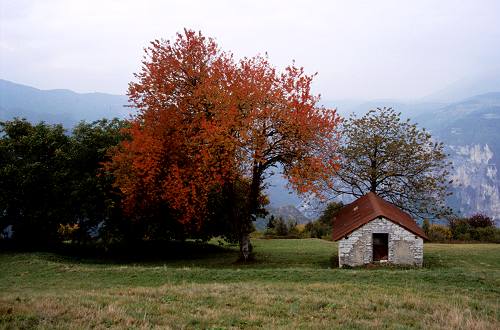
231;56;340;198
108;29;340;229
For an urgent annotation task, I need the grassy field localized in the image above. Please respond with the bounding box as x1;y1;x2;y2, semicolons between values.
0;239;499;329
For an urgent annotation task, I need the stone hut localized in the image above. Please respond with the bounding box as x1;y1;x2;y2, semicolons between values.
332;192;427;267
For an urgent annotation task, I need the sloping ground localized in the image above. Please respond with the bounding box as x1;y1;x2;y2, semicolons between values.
0;239;499;329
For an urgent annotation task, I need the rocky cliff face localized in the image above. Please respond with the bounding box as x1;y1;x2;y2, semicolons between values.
449;144;500;224
416;93;500;224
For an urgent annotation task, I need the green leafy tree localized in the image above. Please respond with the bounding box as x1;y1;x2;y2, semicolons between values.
467;214;494;228
329;107;452;219
273;217;290;236
266;215;276;230
0;119;71;245
422;219;430;236
0;118;129;247
317;201;344;226
447;213;497;242
305;201;343;238
66;118;129;243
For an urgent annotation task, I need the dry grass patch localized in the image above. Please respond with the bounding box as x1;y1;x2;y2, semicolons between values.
2;281;498;329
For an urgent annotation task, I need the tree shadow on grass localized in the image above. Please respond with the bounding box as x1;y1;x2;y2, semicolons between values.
422;253;446;269
1;240;239;266
330;252;443;270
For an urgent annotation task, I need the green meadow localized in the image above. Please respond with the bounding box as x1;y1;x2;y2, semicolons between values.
1;239;499;329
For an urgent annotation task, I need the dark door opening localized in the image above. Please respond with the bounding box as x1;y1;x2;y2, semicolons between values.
373;233;388;261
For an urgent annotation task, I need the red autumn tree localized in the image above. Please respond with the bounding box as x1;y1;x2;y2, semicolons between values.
109;29;341;257
108;30;239;234
230;56;340;258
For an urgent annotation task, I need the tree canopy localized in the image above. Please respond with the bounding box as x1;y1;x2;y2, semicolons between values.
328;107;452;219
0;119;70;245
108;29;341;259
0;118;128;246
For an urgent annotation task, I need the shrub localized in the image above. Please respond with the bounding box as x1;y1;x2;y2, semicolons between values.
58;223;80;242
295;224;306;233
304;221;331;239
455;232;471;241
428;224;452;242
494;228;500;243
467;214;495;228
470;227;499;242
447;213;497;242
448;217;471;240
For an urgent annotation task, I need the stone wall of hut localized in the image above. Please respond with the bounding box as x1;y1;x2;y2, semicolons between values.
338;217;423;267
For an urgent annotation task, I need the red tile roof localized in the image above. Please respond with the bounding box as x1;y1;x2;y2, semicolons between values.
331;192;428;241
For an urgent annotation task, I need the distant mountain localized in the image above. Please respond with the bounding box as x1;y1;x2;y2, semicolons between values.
422;71;500;103
415;92;500;224
416;92;500;141
0;79;130;127
322;98;447;120
267;205;310;224
254;204;311;231
263;170;302;206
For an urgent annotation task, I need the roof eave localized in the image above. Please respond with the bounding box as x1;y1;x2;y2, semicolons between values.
332;215;428;241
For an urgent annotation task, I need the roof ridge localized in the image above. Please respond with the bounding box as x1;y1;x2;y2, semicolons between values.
331;191;428;241
367;191;383;216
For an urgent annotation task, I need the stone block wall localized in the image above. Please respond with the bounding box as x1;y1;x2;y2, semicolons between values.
338;217;423;267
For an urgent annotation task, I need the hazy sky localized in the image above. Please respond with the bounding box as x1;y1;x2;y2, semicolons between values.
1;0;499;100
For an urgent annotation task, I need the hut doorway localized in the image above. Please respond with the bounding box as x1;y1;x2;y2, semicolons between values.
373;233;388;261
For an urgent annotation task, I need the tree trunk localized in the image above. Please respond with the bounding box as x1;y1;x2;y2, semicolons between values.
370;146;378;193
239;231;252;261
238;206;255;261
238;161;262;261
